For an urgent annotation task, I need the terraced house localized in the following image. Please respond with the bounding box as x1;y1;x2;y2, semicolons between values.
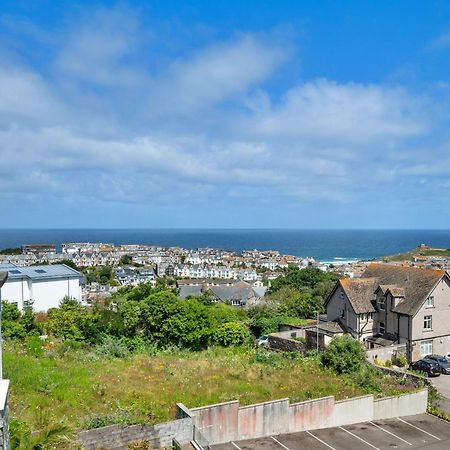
326;264;450;360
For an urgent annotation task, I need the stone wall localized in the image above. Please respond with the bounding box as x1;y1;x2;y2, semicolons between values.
78;418;193;450
267;334;306;352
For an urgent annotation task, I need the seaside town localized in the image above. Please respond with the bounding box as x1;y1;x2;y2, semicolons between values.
3;2;450;449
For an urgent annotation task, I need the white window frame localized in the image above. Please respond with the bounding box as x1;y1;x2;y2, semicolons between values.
378;297;385;311
424;315;432;330
426;296;435;308
379;321;385;334
420;340;433;356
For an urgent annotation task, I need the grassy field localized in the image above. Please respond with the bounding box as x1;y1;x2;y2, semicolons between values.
4;342;420;431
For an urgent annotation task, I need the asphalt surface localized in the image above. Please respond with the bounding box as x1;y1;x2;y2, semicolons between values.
212;414;450;450
430;372;450;413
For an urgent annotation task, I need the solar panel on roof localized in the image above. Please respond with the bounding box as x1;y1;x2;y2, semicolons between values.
10;270;21;274
35;269;47;273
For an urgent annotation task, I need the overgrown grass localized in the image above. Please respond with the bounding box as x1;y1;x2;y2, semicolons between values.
4;341;421;431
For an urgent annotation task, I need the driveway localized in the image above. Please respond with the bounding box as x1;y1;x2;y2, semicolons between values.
430;374;450;413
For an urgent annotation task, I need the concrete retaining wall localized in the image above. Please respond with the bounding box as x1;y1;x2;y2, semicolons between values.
78;417;193;450
332;395;374;426
76;388;429;448
190;389;429;445
373;390;428;420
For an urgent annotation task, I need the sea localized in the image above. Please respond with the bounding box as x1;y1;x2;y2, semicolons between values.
1;229;450;263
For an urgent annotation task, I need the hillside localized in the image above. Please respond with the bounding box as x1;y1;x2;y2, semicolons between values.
383;244;450;262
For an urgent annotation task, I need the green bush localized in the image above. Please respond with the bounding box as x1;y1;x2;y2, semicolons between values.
94;336;130;358
321;335;367;374
393;355;407;367
213;322;251;346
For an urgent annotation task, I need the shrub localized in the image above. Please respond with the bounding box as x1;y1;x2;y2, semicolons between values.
321;335;367;374
393;355;407;367
94;336;130;358
384;359;392;368
213;322;251;346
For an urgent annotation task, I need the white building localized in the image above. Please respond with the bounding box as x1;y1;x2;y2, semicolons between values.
0;263;84;311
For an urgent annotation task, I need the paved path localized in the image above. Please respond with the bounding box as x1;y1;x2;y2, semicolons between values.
212;414;450;450
430;374;450;413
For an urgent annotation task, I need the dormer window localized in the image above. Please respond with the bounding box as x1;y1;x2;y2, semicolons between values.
426;296;434;308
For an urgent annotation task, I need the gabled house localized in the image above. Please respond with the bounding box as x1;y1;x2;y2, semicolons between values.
325;263;450;360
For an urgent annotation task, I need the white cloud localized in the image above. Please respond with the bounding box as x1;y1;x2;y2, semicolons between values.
0;5;444;221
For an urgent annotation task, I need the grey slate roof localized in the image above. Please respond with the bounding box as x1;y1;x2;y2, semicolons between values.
179;285;203;299
0;263;82;281
0;272;8;288
362;264;445;315
340;277;377;314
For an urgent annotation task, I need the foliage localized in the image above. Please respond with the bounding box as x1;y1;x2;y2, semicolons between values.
270;267;338;293
119;254;133;265
0;247;21;255
2;302;39;339
321;335;367;374
393;355;407;367
269;286;324;317
83;265;114;285
10;410;72;450
213;322;251;346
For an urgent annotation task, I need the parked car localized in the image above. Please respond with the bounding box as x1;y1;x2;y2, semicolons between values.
408;359;441;377
424;354;450;374
257;335;269;347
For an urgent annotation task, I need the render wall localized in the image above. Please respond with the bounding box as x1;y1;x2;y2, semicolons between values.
189;389;428;445
2;277;81;311
76;389;429;449
326;285;358;336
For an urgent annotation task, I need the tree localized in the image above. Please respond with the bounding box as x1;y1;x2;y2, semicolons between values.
268;286;324;317
270;267;338;293
119;254;133;265
321;335;367;374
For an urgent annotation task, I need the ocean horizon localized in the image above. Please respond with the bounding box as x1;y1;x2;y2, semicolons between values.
1;229;450;262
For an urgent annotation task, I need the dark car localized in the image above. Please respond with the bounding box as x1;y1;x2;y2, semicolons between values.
409;359;441;377
424;354;450;374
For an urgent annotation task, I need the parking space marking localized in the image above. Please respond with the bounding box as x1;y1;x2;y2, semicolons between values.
339;426;380;449
231;442;242;450
270;436;290;450
397;417;441;440
305;431;336;449
369;421;412;446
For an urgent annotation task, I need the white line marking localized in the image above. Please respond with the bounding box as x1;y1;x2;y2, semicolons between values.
270;436;290;450
339;426;380;449
231;442;242;450
369;421;412;446
397;417;441;440
306;431;336;450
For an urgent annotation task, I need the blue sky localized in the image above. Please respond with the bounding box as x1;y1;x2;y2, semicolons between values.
1;1;450;229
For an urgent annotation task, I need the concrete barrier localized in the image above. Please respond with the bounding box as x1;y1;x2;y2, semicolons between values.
76;388;429;448
373;389;428;420
190;400;239;444
289;396;334;432
332;395;374;426
238;398;290;440
189;389;429;445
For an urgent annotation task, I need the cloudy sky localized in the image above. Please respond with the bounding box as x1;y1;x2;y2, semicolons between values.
1;0;450;229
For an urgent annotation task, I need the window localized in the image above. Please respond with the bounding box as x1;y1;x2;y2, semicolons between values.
379;322;385;334
424;315;432;330
378;297;385;311
426;296;435;308
420;340;433;356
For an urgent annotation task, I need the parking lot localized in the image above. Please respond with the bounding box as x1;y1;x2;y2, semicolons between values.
212;414;450;450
